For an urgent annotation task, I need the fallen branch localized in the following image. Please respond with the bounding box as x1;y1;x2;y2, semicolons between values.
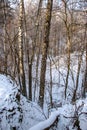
29;111;59;130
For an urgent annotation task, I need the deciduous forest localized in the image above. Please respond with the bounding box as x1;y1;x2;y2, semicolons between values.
0;0;87;130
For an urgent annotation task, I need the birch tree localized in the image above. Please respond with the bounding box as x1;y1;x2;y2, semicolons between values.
18;0;26;96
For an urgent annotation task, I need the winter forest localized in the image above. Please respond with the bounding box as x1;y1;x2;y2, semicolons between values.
0;0;87;130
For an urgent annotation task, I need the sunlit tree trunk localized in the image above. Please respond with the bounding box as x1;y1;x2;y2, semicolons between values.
18;0;26;96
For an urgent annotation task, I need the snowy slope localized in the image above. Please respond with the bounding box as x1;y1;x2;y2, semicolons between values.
0;74;45;130
29;99;87;130
0;52;87;130
30;52;87;130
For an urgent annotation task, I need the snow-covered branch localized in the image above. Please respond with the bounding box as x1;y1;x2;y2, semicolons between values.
29;111;59;130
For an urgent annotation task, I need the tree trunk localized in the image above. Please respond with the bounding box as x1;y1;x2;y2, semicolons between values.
18;0;26;96
49;57;53;108
82;23;87;97
72;50;84;102
34;0;43;101
3;0;7;75
62;0;72;99
39;0;53;108
65;35;71;98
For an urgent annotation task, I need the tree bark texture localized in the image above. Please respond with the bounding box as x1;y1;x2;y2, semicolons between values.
39;0;53;108
18;0;26;96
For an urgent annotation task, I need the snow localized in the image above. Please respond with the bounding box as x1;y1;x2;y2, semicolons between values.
0;75;18;107
29;104;75;130
29;100;87;130
30;52;87;130
29;111;59;130
0;52;87;130
0;74;45;130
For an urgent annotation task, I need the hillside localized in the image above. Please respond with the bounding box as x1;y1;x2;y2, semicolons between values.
0;74;45;130
0;53;87;130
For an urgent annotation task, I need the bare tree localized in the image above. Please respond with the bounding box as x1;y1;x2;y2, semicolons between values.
39;0;53;108
18;0;26;96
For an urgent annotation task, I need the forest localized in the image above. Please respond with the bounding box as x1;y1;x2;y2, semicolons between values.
0;0;87;130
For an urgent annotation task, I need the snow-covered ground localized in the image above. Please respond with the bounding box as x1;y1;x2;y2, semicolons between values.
30;52;87;130
0;52;87;130
29;100;87;130
0;74;45;130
